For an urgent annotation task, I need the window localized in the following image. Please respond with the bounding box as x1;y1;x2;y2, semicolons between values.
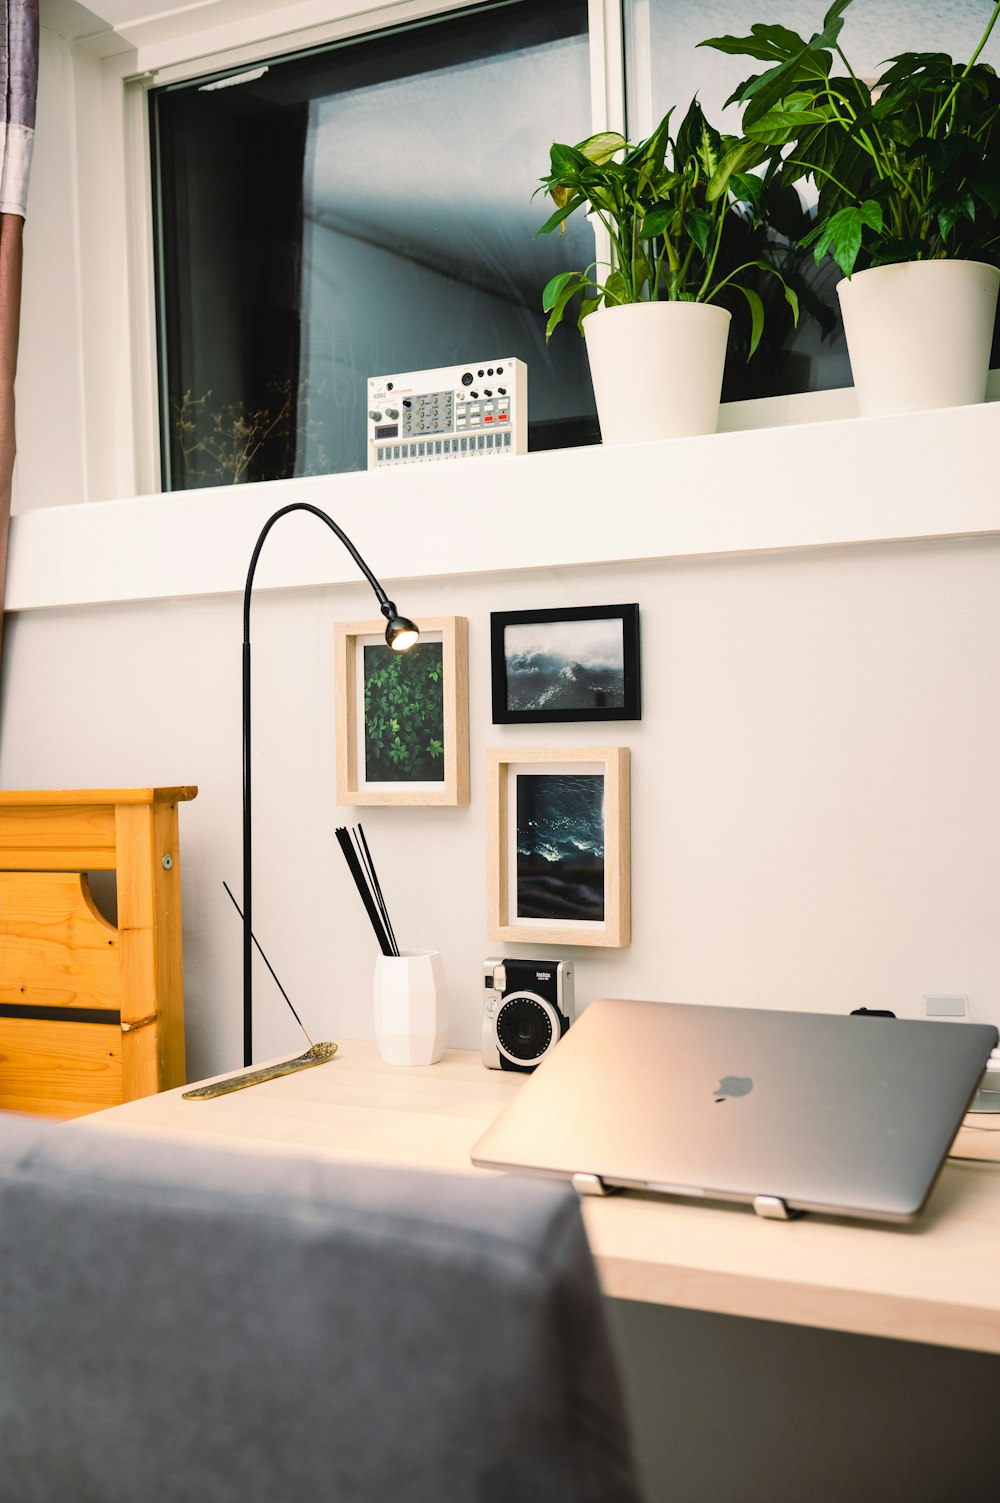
151;0;596;490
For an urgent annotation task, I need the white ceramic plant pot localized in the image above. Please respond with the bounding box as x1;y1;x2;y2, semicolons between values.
837;259;1000;418
583;300;732;444
373;949;447;1066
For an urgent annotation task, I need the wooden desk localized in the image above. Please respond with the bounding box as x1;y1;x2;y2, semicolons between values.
76;1040;1000;1357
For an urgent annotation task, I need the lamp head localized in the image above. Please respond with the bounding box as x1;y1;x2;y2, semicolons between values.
382;602;419;652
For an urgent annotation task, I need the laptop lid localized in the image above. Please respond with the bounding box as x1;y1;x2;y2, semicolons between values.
470;998;998;1221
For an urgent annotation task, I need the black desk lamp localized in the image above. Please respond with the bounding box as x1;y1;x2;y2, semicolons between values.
242;502;418;1067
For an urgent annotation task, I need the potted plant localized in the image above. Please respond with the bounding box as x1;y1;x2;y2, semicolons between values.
536;98;799;443
701;0;1000;416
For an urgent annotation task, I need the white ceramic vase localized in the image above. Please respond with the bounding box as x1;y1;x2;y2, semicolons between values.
373;949;447;1066
837;259;1000;418
583;300;732;444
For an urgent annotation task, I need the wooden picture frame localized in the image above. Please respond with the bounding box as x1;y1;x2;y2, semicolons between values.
490;604;640;724
335;616;469;806
486;747;630;947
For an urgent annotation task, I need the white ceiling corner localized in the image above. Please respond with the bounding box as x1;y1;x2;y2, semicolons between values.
40;0;317;51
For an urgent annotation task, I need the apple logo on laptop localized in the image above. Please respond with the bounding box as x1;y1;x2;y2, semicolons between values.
714;1075;753;1103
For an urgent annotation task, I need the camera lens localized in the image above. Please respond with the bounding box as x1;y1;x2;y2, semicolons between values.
496;995;553;1062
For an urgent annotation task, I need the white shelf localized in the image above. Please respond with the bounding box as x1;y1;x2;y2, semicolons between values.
7;383;1000;612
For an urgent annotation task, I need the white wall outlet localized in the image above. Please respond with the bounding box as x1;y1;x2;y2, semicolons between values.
922;994;971;1022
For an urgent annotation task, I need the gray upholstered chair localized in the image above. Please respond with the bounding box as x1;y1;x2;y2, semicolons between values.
0;1113;646;1503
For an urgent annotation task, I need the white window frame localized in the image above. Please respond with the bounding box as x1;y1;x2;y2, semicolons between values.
101;0;624;501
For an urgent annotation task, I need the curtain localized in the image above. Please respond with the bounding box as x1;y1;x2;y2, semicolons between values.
0;0;38;651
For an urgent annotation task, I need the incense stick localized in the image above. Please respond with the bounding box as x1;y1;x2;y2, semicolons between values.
335;827;393;955
335;824;398;956
356;823;399;957
223;881;314;1046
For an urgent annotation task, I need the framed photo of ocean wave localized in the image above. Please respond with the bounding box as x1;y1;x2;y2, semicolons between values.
486;747;630;947
490;605;640;724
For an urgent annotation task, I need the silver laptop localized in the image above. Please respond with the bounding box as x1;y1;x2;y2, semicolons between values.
470;998;998;1222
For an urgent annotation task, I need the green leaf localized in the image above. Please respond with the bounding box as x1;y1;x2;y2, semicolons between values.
547;141;589;176
732;282;765;358
683;207;713;255
633;252;653;298
721;72;768;110
535;195;585;237
577;131;628;166
802;199;882;277
544;274;587;340
626;108;674;172
604;269;629;306
729;171;765;213
543;273;589;338
639;201;678;238
907;133;976;175
876;52;953;89
968;173;1000;217
699;23;810;65
674;97;706;164
547;282;586;339
674;98;724;180
706;138;767;202
816;0;852;50
697;115;725;180
576;295;602;331
936;192;976;243
744;104;831;146
742;53;832;129
541;270;580;312
705;4;851;131
750;259;801;325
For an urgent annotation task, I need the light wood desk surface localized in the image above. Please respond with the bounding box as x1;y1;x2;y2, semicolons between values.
77;1040;1000;1358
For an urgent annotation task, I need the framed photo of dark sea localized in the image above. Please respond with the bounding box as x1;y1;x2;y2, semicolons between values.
490;604;640;723
486;747;630;947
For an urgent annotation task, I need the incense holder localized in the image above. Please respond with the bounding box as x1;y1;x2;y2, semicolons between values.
374;950;447;1066
182;1041;338;1098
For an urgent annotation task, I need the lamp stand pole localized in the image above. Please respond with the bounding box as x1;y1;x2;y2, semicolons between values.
242;502;417;1067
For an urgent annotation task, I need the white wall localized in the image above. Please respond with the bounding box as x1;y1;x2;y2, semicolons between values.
2;534;997;1081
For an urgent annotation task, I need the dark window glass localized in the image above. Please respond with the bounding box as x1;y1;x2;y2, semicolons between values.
152;0;596;489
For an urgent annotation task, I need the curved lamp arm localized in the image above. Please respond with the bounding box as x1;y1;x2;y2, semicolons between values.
242;502;418;1066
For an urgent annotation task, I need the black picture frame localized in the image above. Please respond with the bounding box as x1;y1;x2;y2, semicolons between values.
490;604;641;724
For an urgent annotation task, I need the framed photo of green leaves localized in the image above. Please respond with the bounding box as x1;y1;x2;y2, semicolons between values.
335;616;469;806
